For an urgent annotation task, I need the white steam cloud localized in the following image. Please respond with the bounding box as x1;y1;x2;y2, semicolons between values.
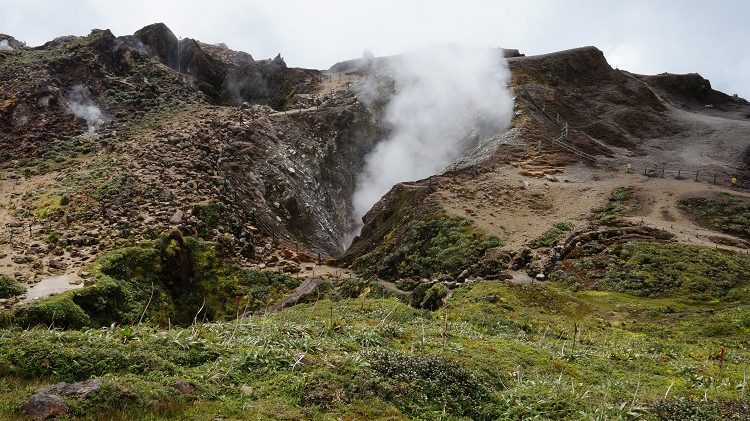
66;85;104;133
0;40;13;51
349;45;514;238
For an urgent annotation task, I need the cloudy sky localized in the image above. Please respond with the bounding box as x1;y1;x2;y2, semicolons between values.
2;0;748;97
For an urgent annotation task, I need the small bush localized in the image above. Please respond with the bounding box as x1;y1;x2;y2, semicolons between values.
411;283;448;310
0;276;24;299
368;351;493;419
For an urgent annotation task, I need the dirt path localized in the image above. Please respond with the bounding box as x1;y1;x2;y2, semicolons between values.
269;106;320;117
262;276;325;314
1;168;74;288
376;279;411;297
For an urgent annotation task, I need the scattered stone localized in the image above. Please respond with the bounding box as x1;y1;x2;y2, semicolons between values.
12;255;33;264
60;192;71;205
169;210;184;225
48;259;65;270
240;385;253;395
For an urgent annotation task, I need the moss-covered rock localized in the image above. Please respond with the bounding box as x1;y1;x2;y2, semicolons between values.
353;216;502;280
12;232;301;329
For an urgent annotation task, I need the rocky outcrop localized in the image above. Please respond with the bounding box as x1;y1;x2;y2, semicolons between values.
133;22;179;70
638;72;749;110
0;34;26;51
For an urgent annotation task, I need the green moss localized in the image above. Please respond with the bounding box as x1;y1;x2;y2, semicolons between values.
16;295;90;329
12;233;302;328
353;216;502;279
0;276;24;299
552;241;750;300
679;193;750;241
2;279;750;418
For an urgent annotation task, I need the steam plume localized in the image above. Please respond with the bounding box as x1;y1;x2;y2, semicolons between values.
349;45;513;239
66;85;104;133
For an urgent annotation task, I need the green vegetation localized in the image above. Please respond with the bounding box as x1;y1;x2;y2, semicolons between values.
31;190;62;220
8;232;301;329
7;136;99;176
595;186;639;224
552;241;750;300
679;192;750;241
0;276;24;299
2;279;750;419
353;216;502;280
530;221;574;248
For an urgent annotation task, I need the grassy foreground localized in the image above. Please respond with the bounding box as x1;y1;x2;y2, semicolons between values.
2;278;750;420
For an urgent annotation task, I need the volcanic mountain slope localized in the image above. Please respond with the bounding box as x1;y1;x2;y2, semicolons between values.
345;45;750;282
3;23;750;421
1;23;749;306
0;24;381;294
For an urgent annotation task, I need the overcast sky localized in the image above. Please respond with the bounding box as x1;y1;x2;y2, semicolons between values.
2;0;748;97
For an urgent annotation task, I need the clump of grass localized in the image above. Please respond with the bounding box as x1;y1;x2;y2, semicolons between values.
530;221;574;248
367;350;493;419
679;193;750;241
595;186;638;224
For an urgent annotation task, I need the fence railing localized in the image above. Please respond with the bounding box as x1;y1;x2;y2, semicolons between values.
622;163;748;188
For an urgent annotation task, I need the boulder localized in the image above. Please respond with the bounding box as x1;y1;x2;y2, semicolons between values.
39;379;103;399
170;381;194;395
21;393;69;420
169;210;184;225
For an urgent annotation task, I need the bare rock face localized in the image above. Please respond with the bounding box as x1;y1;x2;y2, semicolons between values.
21;393;69;420
133;23;179;70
